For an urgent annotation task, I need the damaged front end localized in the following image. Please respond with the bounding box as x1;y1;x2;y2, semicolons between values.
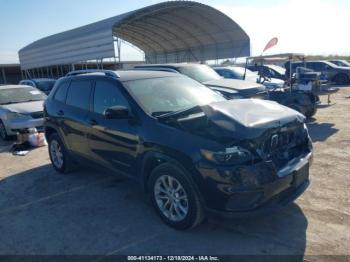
158;99;313;215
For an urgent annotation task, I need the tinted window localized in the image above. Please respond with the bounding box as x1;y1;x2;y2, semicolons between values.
308;62;325;71
216;69;235;79
66;80;92;110
36;80;55;91
93;80;129;114
54;82;69;103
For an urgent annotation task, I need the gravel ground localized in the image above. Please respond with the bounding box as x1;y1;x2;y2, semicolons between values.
0;88;349;258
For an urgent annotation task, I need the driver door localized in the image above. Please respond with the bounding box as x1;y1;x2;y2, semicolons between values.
86;79;139;176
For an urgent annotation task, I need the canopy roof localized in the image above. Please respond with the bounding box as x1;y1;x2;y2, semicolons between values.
19;1;250;70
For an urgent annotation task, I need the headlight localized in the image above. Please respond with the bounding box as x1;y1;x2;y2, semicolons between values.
6;112;31;120
201;146;253;165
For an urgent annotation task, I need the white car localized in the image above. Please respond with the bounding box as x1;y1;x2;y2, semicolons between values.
214;66;285;90
0;85;46;140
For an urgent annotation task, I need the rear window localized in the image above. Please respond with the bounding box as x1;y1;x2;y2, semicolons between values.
35;80;55;91
66;80;92;110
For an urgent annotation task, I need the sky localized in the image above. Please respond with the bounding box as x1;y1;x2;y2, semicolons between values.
0;0;349;64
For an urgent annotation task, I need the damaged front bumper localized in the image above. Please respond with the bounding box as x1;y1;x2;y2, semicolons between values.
197;151;312;217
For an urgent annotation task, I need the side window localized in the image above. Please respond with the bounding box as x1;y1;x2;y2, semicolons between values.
53;81;69;103
66;80;92;110
308;62;324;71
93;80;129;114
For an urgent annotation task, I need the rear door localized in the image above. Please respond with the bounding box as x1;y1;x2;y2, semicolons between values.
86;79;139;175
62;79;93;158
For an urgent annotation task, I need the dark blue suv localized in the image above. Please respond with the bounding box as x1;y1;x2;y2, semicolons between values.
44;70;312;229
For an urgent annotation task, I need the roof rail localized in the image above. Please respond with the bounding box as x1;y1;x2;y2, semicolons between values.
66;70;120;78
133;67;179;74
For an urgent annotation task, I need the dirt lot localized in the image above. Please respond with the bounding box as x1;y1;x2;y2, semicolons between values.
0;88;349;258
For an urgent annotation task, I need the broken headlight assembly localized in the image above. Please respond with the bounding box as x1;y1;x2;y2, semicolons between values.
200;146;253;165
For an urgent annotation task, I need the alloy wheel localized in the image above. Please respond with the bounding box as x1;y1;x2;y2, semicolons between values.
154;175;189;222
50;140;64;169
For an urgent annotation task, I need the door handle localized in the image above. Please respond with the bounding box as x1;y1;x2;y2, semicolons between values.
57;110;64;116
88;119;98;126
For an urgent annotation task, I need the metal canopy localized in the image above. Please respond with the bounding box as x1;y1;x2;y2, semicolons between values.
19;1;250;70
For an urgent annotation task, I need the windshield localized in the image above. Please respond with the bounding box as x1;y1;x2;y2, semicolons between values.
124;76;226;117
231;67;257;79
35;80;55;91
331;60;350;67
268;65;286;75
178;65;221;83
0;87;46;105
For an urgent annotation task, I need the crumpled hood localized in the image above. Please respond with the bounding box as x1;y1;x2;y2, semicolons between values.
175;99;305;143
203;99;304;128
1;100;44;114
203;79;266;97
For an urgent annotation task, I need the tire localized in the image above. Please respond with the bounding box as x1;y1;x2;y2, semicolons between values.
148;163;204;230
0;120;9;141
305;106;317;118
334;74;349;85
48;133;74;173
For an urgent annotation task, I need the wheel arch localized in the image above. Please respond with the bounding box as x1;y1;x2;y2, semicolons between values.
139;150;198;194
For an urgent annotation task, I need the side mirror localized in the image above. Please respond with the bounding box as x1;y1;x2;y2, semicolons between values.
104;106;131;119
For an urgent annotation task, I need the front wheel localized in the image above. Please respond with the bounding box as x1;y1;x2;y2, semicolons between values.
334;74;349;85
148;163;204;230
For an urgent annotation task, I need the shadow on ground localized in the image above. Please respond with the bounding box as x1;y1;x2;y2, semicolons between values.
0;164;307;258
306;122;338;142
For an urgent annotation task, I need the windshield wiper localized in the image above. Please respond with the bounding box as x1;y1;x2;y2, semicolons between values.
0;99;42;105
156;106;201;119
20;99;43;103
0;102;16;105
151;111;174;117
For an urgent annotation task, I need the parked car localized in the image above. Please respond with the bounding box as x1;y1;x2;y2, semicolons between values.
44;70;312;229
213;66;285;90
213;66;317;118
134;63;268;99
329;60;350;67
0;85;46;140
285;61;350;85
19;78;56;95
247;64;286;80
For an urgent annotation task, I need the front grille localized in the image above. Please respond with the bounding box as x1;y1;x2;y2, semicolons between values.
259;125;309;169
261;127;306;155
30;111;44;119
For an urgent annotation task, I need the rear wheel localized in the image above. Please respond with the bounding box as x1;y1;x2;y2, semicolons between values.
148;163;204;230
48;133;74;173
305;106;317;118
0;120;9;141
334;74;349;85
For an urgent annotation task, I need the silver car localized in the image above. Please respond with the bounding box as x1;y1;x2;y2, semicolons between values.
0;85;46;140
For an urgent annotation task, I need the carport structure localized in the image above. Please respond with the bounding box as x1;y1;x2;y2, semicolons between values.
18;1;250;78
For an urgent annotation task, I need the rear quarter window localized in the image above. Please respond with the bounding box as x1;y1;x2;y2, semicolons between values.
53;82;69;103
